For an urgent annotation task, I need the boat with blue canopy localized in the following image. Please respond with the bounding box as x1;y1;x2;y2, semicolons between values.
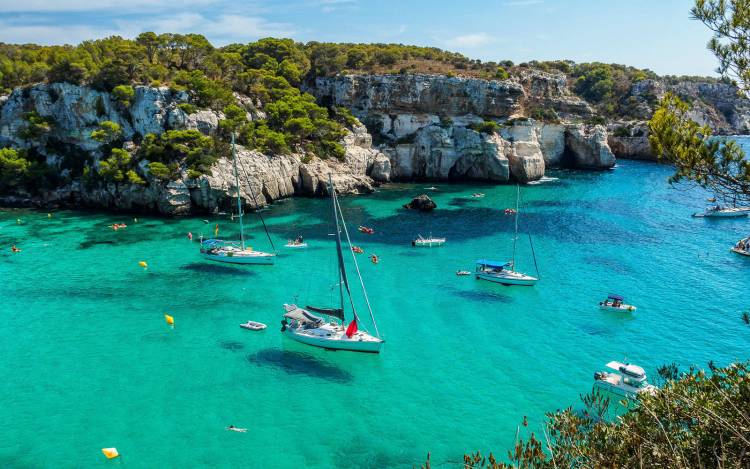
474;185;539;286
599;294;637;312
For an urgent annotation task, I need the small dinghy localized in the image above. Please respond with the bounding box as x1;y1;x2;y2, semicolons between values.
456;270;471;276
285;242;308;248
240;321;267;331
599;294;636;312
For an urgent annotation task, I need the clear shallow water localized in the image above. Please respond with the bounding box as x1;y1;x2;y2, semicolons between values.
1;160;749;468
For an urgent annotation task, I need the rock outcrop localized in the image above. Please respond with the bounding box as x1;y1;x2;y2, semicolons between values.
404;194;437;211
565;125;616;169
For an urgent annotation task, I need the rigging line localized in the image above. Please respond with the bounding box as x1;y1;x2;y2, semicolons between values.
334;188;380;338
236;153;276;253
528;233;541;279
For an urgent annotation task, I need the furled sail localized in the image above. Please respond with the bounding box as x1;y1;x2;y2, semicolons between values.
306;305;345;321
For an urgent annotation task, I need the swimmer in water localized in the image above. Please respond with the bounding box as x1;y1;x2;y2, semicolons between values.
226;425;247;433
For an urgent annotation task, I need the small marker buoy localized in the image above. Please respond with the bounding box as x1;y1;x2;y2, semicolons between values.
16;219;21;224
164;314;174;326
134;218;138;223
101;447;119;459
139;261;148;269
47;213;52;218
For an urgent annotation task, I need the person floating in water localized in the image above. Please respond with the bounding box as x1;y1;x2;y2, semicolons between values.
295;235;303;244
187;232;193;241
226;425;247;433
11;245;21;253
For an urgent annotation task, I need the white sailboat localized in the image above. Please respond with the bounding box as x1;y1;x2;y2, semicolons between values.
200;133;275;265
281;175;384;353
475;185;539;286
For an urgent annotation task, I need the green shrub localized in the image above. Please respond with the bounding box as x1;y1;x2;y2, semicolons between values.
468;120;499;134
0;148;31;190
112;85;135;107
147;161;172;180
141;129;216;176
90;121;123;144
18;112;52;140
178;103;198;114
494;66;509;80
529;107;560;123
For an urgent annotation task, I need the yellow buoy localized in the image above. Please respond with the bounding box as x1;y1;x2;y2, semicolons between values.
16;218;21;224
101;447;119;459
139;261;148;269
164;314;174;325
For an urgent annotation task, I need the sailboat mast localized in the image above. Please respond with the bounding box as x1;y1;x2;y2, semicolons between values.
231;132;245;250
328;175;357;321
512;184;519;269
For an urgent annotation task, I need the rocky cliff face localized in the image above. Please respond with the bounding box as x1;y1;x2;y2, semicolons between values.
0;73;622;215
607;78;750;161
0;83;388;215
310;73;614;183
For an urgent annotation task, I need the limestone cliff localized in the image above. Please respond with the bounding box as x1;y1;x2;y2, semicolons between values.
0;83;387;215
310;73;614;183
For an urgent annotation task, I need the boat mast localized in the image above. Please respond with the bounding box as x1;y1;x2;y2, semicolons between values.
512;184;519;270
328;175;357;322
231;132;245;250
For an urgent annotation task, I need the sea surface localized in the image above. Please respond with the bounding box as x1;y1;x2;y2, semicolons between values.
1;155;749;468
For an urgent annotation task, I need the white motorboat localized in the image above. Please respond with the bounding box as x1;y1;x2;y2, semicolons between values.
594;361;657;398
527;176;559;185
281;175;384;353
731;237;750;256
412;234;446;247
240;321;267;331
693;205;750;218
475;185;539;287
599;294;637;312
200;133;276;265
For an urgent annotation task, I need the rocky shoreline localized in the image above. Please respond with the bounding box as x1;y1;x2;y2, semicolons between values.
2;70;748;216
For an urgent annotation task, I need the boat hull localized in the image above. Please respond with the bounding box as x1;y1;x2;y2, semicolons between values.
694;209;750;218
475;272;537;286
283;327;383;353
413;240;445;247
201;252;275;265
731;247;750;257
599;304;637;312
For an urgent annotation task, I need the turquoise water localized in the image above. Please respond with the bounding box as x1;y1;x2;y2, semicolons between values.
1;160;749;468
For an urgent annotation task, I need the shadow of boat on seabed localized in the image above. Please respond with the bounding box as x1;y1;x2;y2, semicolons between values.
246;348;353;383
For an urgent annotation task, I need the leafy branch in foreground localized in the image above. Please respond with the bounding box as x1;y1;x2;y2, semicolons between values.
458;362;749;468
692;0;750;95
648;92;750;204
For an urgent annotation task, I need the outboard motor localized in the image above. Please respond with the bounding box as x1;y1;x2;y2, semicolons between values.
280;319;288;332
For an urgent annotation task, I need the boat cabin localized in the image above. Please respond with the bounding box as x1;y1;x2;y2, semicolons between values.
283;305;325;329
475;259;511;273
607;361;649;388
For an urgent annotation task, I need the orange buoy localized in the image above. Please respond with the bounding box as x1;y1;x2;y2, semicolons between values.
138;261;148;269
101;448;119;459
164;314;174;326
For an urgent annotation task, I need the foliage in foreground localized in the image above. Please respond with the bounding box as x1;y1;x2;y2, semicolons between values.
648;92;750;204
449;362;749;468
